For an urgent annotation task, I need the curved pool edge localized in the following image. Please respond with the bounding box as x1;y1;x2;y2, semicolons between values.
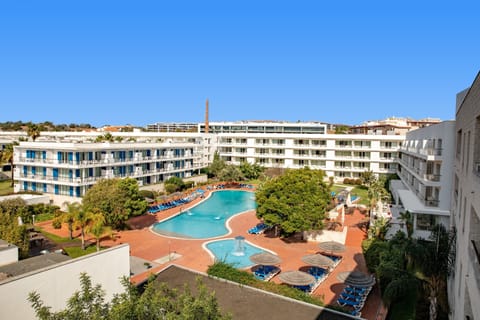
202;238;278;269
149;190;257;240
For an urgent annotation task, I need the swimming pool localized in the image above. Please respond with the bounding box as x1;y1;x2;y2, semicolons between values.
151;190;256;238
205;238;267;269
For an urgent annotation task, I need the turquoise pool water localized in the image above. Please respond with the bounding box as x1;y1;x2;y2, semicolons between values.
205;239;266;268
152;190;256;238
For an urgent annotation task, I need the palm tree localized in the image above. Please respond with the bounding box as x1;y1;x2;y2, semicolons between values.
399;210;414;239
74;205;94;250
63;202;81;240
27;124;41;142
1;143;17;187
367;177;389;218
414;225;456;320
86;212;111;252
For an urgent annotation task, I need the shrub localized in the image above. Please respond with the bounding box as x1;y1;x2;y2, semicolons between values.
138;190;155;199
354;178;363;185
362;238;388;273
183;181;195;189
52;218;62;229
343;178;352;184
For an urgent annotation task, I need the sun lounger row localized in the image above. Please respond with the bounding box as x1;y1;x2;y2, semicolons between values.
148;197;193;214
253;265;280;281
336;284;373;317
324;254;342;267
248;223;269;234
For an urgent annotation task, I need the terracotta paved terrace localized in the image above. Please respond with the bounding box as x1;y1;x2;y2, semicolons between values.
37;186;387;320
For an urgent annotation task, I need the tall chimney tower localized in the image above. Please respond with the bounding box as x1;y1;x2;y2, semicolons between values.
205;98;209;133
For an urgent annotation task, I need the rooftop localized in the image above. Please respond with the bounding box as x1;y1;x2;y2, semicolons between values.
154;264;356;320
0;253;71;280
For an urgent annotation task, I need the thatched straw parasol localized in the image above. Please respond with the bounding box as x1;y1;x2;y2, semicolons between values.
337;270;376;288
278;271;315;286
317;241;346;254
301;254;334;268
249;252;282;266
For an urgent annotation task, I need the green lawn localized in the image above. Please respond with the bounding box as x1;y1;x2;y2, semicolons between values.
350;185;369;205
64;245;102;258
0;179;13;196
37;229;80;244
35;212;56;223
331;184;369;206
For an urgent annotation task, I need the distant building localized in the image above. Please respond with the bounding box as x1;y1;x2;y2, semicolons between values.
146;122;199;133
349;117;441;135
208;121;402;180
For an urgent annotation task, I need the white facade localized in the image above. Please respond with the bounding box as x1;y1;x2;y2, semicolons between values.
13;133;207;205
211;123;403;180
0;244;130;320
390;121;455;239
450;72;480;320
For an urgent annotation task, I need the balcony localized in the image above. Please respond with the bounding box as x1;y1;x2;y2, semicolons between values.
475;161;480;176
424;174;441;182
423;198;439;207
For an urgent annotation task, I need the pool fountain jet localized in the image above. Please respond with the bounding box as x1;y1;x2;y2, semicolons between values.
231;236;246;256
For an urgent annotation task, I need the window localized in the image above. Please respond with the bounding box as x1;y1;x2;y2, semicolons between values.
474;116;480;175
416;214;437;231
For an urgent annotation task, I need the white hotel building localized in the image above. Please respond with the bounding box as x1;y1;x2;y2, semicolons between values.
13;132;207;204
200;122;403;179
389;121;455;239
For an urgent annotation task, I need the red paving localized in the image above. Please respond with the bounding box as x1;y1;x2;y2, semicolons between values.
36;187;387;320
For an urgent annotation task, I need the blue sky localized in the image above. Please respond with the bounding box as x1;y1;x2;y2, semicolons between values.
1;1;479;127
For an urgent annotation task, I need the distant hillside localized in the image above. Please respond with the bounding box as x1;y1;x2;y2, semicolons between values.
0;121;96;132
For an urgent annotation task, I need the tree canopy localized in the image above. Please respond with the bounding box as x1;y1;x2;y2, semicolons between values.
218;165;244;182
29;273;232;320
238;161;264;180
207;151;226;179
0;198;30;258
82;178;147;229
255;167;330;235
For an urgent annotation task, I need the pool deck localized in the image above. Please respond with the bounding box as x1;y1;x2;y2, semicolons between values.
36;187;387;320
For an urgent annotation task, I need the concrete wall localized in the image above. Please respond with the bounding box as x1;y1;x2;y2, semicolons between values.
0;244;130;320
303;228;348;244
0;244;18;267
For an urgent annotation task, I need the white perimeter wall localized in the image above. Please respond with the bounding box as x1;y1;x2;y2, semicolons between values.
0;244;130;319
0;245;18;267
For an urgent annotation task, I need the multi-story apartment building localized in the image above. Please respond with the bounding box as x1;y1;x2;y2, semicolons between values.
146;122;198;132
389;121;455;239
350;117;441;135
449;72;480;319
13;133;207;204
200;121;404;180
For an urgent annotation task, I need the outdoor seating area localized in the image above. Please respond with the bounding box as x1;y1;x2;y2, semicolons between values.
336;270;375;317
323;253;342;267
253;265;281;281
247;222;269;234
147;192;200;214
249;252;282;281
337;285;373;317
